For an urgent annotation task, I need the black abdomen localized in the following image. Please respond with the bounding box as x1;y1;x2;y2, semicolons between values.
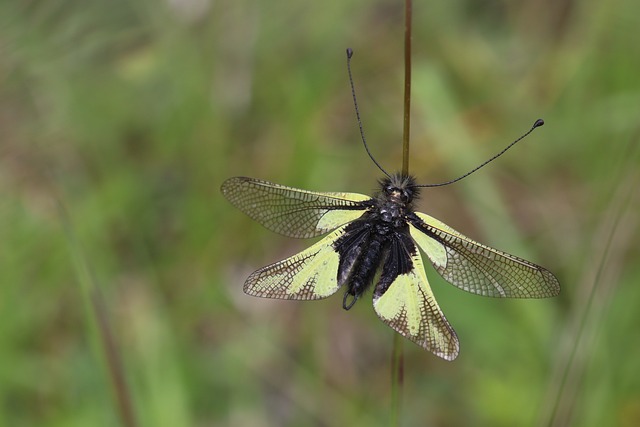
334;215;392;310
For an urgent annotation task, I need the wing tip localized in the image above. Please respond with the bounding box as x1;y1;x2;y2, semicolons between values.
531;269;564;297
545;271;561;297
407;334;460;361
428;330;460;361
436;349;459;361
220;176;247;202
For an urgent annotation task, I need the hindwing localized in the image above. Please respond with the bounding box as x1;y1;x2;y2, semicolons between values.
244;225;351;300
373;233;459;360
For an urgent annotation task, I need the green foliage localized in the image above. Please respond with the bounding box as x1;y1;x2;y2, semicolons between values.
1;0;639;425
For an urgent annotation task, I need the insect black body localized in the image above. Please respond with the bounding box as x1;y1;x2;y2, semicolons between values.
335;174;420;310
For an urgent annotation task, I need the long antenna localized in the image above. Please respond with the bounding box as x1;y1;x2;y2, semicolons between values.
418;119;545;188
346;48;391;179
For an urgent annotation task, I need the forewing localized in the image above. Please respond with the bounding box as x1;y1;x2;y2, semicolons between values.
373;237;459;360
221;177;370;238
409;212;560;298
244;226;349;300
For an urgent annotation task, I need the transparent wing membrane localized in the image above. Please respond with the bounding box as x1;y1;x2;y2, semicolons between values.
221;177;370;238
410;212;560;298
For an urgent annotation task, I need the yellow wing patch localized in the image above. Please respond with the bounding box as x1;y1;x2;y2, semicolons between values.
316;209;365;234
244;226;347;300
409;223;447;269
373;251;459;360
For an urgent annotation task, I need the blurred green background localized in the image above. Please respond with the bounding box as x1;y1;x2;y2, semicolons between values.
1;0;639;426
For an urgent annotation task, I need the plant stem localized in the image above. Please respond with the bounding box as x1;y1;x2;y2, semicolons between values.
390;333;405;427
58;199;138;427
401;0;413;177
391;1;412;425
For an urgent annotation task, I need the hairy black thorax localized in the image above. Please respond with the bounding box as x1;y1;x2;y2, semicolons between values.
375;173;419;228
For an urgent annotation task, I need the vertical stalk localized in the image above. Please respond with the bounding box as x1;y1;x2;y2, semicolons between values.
401;0;413;177
392;0;412;425
58;199;138;427
390;333;405;426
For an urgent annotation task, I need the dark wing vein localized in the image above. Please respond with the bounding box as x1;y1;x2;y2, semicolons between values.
409;212;560;298
221;177;371;238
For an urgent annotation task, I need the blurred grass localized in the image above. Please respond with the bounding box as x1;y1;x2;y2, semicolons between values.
1;0;640;426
